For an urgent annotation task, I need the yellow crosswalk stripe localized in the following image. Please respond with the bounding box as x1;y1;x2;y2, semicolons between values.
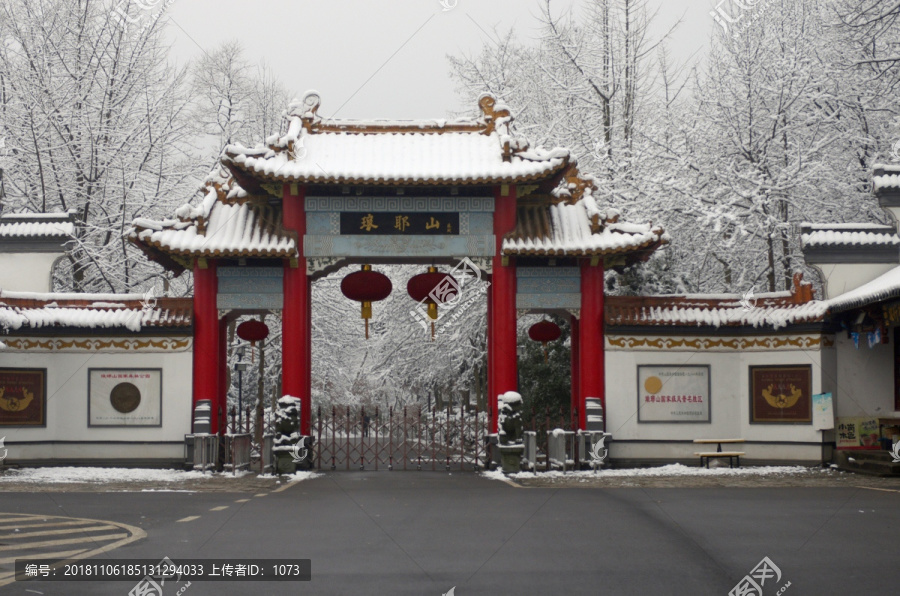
0;519;96;531
0;514;146;588
0;548;88;566
0;533;129;552
0;516;52;524
0;524;118;540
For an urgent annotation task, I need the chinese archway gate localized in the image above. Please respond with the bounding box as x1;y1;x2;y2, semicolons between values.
130;92;665;458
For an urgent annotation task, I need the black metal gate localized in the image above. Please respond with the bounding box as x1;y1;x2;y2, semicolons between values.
312;405;491;471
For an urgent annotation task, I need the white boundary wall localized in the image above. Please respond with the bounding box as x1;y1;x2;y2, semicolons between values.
604;333;835;464
1;336;192;463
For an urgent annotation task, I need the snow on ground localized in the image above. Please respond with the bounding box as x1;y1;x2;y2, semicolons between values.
0;467;214;484
0;467;321;484
257;471;321;483
482;464;814;482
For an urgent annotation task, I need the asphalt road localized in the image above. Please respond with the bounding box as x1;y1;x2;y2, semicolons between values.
0;472;897;595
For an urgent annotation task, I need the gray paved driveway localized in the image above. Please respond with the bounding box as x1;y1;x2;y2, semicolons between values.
0;472;897;595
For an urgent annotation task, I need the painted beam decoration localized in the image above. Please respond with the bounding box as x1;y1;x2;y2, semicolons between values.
88;369;162;427
749;365;812;423
0;368;46;426
340;212;459;235
637;365;710;423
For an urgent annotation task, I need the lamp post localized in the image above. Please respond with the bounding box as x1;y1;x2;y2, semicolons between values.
234;344;249;432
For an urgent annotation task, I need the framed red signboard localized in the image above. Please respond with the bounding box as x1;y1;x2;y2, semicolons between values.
0;368;47;426
750;365;812;424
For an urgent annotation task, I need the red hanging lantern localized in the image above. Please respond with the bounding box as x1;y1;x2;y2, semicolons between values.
237;319;269;362
528;320;561;362
340;264;392;339
407;266;458;339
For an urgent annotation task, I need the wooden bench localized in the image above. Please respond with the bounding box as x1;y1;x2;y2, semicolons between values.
693;438;745;469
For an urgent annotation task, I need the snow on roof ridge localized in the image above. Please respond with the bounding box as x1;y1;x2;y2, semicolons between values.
828;264;900;312
0;221;75;238
874;166;900;191
659;289;793;300
608;299;829;330
802;229;900;247
0;290;146;301
801;222;894;230
0;211;74;220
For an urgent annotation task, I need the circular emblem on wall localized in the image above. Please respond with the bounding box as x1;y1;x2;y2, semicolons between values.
644;376;663;394
110;382;142;414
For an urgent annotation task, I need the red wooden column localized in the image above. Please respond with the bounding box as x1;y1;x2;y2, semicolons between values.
570;315;580;429
193;260;219;432
282;183;312;435
489;184;518;433
579;259;605;430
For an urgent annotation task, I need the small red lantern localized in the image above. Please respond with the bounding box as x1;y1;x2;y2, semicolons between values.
407;266;458;339
528;320;561;362
237;319;269;362
341;264;392;339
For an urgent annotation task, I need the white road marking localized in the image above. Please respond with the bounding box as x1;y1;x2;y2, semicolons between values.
209;506;228;511
176;516;200;523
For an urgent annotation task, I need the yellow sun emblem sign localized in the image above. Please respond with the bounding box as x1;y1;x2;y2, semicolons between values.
644;376;663;394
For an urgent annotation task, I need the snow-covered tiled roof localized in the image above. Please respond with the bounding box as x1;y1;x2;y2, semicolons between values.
502;168;666;258
827;264;900;312
0;212;75;240
800;223;900;248
131;99;663;268
0;291;191;333
221;92;570;187
607;299;828;330
225;132;568;186
130;201;297;262
606;276;827;330
874;164;900;192
502;201;667;257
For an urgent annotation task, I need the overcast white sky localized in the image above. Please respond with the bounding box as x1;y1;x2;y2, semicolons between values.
162;0;713;121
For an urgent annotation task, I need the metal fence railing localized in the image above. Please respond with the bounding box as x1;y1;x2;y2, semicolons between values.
313;405;491;472
224;434;252;472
